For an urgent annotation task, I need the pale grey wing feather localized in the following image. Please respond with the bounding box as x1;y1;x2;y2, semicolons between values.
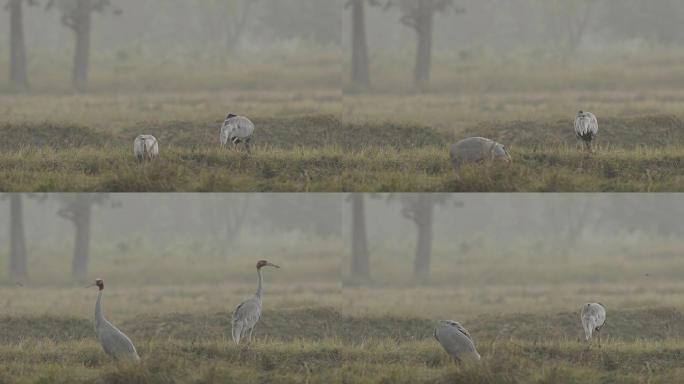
226;116;255;140
232;296;261;344
435;322;480;361
98;322;139;361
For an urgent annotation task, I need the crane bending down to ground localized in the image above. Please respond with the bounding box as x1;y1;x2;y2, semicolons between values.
220;113;255;152
580;302;606;346
133;135;159;161
232;260;280;344
88;278;140;361
434;320;481;362
574;111;599;152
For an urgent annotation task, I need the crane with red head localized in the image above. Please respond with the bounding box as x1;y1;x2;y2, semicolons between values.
231;260;280;344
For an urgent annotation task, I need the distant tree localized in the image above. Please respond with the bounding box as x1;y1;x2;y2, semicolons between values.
387;0;462;91
5;0;38;90
539;0;597;55
396;194;454;281
2;194;28;282
345;0;385;91
57;194;112;282
349;194;370;281
599;0;684;44
258;0;342;46
198;0;258;52
45;0;121;92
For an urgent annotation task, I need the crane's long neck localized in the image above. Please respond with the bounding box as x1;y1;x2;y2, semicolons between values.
95;290;105;326
255;267;263;298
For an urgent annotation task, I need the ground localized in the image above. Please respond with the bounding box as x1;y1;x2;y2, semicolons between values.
2;49;684;191
2;237;684;383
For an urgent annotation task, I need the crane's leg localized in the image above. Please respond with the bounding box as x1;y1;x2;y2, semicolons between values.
597;328;601;348
245;138;252;154
249;325;256;343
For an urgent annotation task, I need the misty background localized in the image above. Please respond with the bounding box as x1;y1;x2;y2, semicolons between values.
0;194;342;286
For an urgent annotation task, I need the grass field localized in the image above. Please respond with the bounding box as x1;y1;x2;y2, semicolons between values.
2;235;684;383
2;49;684;191
0;113;682;191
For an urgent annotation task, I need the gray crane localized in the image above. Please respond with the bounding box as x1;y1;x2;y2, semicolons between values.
87;278;140;362
220;113;255;152
133;135;159;162
449;137;511;170
434;320;481;362
574;111;599;151
231;260;280;344
580;302;606;346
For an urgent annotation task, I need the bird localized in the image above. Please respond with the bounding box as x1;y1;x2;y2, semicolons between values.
220;113;255;152
133;135;159;161
434;320;481;362
231;260;280;344
87;278;140;362
574;111;599;152
449;137;511;170
580;302;606;346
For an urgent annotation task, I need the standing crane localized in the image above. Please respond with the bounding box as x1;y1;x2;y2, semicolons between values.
574;111;599;152
87;278;140;362
434;320;481;362
580;302;606;346
133;135;159;162
231;260;280;344
220;113;255;152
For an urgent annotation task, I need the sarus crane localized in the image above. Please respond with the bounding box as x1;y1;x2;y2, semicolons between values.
434;320;481;362
133;135;159;161
231;260;280;344
574;111;598;151
87;278;140;362
220;113;255;152
580;302;606;346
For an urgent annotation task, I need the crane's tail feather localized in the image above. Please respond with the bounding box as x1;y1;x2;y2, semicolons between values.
232;321;243;344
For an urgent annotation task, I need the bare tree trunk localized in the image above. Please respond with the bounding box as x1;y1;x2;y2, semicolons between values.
9;194;28;282
413;6;433;91
413;196;433;281
350;194;370;280
8;0;29;90
72;0;91;92
71;202;91;282
350;0;370;90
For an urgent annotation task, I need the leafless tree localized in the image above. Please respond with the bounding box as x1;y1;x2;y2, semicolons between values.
397;194;453;281
346;0;385;90
540;0;597;56
387;0;462;90
5;0;38;90
57;194;111;282
199;0;258;52
349;194;370;281
46;0;121;92
2;194;28;282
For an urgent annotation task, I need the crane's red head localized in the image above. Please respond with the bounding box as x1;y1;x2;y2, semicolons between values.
256;260;280;269
226;113;237;120
92;278;104;290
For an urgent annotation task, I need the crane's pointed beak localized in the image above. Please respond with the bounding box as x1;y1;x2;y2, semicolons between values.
85;283;95;288
267;263;280;269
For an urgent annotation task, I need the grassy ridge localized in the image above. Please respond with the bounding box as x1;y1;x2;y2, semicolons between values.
0;115;682;191
5;307;684;344
3;308;684;383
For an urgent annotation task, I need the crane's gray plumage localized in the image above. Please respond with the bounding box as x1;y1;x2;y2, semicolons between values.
220;113;255;152
231;260;280;344
449;137;511;170
90;278;140;362
580;302;606;345
574;111;598;151
133;135;159;161
434;320;481;362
